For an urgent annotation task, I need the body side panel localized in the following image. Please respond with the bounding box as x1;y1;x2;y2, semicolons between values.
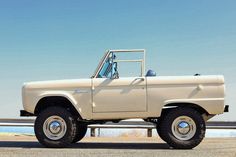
91;77;147;119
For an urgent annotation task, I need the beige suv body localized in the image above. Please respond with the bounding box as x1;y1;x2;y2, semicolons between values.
21;49;228;149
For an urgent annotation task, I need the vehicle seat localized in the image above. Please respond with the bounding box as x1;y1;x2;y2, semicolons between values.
146;70;156;77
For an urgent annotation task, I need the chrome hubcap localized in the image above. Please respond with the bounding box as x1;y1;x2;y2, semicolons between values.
177;121;190;135
43;116;67;140
171;116;196;141
49;121;61;134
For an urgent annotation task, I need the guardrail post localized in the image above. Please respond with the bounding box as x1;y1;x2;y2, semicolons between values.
91;128;96;137
98;128;101;137
147;128;152;137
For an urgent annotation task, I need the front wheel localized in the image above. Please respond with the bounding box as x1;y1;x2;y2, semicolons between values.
72;123;87;143
34;107;77;148
159;107;206;149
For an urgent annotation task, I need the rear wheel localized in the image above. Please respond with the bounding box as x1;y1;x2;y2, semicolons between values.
156;119;167;142
159;107;205;149
34;107;77;148
72;123;88;143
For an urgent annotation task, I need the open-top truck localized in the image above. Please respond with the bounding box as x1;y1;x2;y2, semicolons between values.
20;49;228;148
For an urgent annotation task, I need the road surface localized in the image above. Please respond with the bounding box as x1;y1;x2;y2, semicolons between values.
0;135;235;157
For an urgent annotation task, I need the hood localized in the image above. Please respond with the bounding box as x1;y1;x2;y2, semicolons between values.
23;79;92;90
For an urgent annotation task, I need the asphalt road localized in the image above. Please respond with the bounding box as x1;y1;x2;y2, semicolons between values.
0;136;236;157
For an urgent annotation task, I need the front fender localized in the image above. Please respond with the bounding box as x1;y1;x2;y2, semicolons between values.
39;91;78;106
37;91;84;118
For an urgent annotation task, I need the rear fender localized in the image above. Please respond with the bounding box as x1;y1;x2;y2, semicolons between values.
164;98;225;115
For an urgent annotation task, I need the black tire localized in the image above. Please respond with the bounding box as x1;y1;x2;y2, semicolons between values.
160;107;205;149
156;119;167;142
156;109;173;142
72;123;87;143
34;107;77;148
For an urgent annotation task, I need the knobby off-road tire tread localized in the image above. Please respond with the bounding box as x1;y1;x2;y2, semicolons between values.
159;107;206;149
34;106;77;148
72;123;88;143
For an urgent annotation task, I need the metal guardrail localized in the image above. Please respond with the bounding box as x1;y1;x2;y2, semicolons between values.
88;121;236;137
0;119;236;137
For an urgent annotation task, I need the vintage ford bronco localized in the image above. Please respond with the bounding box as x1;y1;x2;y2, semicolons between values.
21;49;228;148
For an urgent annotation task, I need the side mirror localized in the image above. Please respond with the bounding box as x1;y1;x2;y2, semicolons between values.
113;54;116;60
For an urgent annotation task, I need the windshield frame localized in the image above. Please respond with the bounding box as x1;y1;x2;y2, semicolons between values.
91;51;110;78
92;49;146;78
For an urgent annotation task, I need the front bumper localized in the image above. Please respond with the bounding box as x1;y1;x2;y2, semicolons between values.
224;105;229;112
20;110;35;117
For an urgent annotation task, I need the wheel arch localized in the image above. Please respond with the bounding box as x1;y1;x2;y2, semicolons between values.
34;96;83;119
162;102;210;117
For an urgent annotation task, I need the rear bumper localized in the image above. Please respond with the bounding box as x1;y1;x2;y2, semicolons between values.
224;105;229;112
20;110;35;117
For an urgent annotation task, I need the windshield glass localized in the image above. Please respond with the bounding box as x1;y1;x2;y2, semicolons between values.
97;54;114;78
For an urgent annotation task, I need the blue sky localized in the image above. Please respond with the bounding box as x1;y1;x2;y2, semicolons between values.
0;0;235;120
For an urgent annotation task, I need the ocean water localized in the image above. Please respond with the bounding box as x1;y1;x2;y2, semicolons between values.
0;127;34;135
0;127;236;137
